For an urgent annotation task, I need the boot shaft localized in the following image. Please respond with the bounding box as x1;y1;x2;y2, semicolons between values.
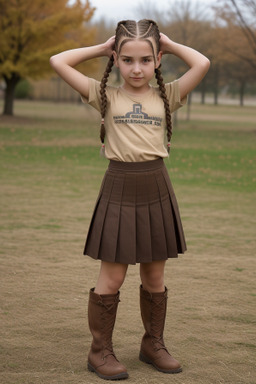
87;289;129;379
139;285;182;373
88;288;120;351
140;285;168;339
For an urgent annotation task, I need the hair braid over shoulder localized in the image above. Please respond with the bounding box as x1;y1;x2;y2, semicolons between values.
155;66;172;152
100;56;114;146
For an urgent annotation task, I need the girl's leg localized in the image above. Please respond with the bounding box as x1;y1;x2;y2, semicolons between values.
88;261;129;380
139;260;182;373
139;260;166;292
94;261;128;294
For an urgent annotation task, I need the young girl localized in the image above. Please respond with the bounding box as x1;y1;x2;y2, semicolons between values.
50;19;210;381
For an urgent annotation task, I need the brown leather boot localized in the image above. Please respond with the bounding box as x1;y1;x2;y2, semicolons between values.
87;288;128;380
139;285;182;374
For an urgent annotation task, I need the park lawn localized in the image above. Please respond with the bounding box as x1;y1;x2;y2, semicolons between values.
0;100;255;384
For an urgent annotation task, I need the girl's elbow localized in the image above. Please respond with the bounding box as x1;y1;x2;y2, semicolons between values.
203;57;211;71
49;54;64;70
49;55;58;69
200;57;210;76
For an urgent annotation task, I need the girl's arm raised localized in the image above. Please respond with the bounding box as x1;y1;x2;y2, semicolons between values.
49;36;115;99
160;33;210;100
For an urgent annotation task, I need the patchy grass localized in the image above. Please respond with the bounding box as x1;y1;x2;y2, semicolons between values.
0;100;256;384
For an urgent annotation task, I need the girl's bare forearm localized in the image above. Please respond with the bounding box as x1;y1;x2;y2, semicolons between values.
164;40;210;70
160;34;210;98
50;44;108;68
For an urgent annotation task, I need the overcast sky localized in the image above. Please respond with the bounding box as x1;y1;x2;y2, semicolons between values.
89;0;176;23
89;0;215;25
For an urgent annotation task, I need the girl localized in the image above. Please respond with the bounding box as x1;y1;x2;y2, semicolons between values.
50;19;210;381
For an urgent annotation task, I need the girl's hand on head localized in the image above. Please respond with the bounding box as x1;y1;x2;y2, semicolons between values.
159;33;174;55
104;36;116;57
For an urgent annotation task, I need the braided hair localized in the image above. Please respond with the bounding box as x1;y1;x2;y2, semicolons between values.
100;19;172;153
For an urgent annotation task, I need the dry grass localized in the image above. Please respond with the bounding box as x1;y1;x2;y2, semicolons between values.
0;100;255;384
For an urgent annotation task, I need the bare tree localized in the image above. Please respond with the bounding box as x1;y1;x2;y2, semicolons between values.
213;0;256;71
230;0;256;50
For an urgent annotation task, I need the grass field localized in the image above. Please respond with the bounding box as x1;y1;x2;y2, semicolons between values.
0;99;256;384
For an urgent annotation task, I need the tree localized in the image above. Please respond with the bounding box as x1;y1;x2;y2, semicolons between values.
159;1;213;109
210;23;255;105
213;0;256;71
0;0;95;115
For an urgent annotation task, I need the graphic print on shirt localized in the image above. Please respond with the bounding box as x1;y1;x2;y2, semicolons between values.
113;103;162;126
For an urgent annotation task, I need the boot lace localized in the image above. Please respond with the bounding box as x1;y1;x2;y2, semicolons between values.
150;296;167;351
99;298;120;360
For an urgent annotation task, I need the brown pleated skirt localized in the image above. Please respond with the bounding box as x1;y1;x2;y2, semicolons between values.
84;158;186;264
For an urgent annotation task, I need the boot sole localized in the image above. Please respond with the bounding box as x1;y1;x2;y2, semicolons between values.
88;362;129;380
139;352;182;374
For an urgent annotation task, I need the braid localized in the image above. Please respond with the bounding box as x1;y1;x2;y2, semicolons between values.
99;55;114;147
155;66;172;153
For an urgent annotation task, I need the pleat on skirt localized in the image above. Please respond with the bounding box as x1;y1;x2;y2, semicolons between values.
84;158;186;264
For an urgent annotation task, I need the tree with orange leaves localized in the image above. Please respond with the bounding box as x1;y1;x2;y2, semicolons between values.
0;0;95;115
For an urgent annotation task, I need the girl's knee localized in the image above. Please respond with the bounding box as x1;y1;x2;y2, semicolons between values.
140;261;165;292
105;274;126;292
143;275;164;291
95;262;128;294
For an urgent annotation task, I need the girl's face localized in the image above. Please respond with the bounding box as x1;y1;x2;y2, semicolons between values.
113;39;162;94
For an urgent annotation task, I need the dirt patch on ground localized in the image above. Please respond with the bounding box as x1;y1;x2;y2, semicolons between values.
2;137;99;147
189;112;256;123
0;115;37;125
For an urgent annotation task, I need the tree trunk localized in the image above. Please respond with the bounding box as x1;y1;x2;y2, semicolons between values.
3;74;20;116
186;92;192;121
239;79;245;106
213;65;219;105
201;77;206;104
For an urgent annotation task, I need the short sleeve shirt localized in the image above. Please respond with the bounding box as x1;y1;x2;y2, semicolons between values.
82;78;186;162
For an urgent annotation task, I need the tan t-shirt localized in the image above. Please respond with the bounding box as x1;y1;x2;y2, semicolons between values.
82;78;186;162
